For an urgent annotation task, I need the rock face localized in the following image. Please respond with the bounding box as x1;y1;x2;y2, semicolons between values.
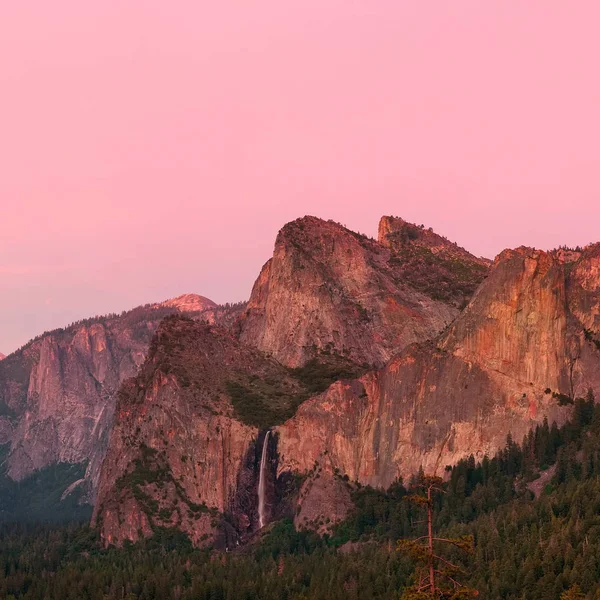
161;294;216;312
93;316;308;547
93;219;600;545
293;457;354;535
0;295;240;501
0;353;5;361
7;213;598;545
276;245;600;495
239;216;487;368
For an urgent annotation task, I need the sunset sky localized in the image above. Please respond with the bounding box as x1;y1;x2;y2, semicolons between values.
1;1;600;354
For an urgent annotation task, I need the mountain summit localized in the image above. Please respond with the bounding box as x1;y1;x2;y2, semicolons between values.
93;215;600;548
160;294;217;312
3;215;600;551
0;294;241;503
239;216;488;368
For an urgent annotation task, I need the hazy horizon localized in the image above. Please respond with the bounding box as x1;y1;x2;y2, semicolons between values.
2;1;600;353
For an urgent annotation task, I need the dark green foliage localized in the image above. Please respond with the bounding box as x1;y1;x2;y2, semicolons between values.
116;445;171;492
386;235;488;306
255;518;323;559
114;444;210;524
330;480;412;545
552;391;574;406
290;356;365;395
227;355;364;428
0;522;414;600
0;451;91;523
0;401;17;419
225;380;301;428
4;392;600;598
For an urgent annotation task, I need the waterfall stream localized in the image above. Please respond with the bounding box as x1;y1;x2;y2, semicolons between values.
258;430;270;529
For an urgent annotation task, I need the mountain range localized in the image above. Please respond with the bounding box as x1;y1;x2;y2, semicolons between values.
1;215;599;549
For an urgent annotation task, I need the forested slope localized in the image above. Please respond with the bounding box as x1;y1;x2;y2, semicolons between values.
2;393;600;599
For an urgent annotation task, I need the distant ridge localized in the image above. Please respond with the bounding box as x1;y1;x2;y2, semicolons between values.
0;291;243;506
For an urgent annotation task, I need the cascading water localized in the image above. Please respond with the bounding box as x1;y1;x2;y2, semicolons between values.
257;430;270;529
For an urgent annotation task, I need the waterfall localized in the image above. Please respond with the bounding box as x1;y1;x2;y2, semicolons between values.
258;430;270;529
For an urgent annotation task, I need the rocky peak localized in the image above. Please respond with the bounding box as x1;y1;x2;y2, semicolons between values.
160;293;217;313
275;240;600;505
376;216;491;308
441;246;570;393
239;215;490;368
239;216;459;368
445;244;600;395
553;248;583;264
277;215;372;245
0;352;5;361
0;294;224;503
93;316;312;547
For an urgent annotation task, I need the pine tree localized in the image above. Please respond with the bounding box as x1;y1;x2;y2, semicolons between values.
398;475;478;599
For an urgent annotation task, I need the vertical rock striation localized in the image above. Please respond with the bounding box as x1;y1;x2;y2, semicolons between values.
93;316;308;547
276;244;600;521
0;295;237;500
94;219;600;542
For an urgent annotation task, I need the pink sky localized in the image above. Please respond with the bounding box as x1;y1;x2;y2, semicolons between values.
1;1;600;353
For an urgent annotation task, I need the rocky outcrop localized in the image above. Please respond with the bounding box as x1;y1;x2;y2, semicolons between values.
568;243;600;332
442;245;600;399
294;458;354;535
161;294;216;312
93;220;600;543
0;294;236;501
276;245;600;500
239;216;486;368
93;316;308;547
442;247;569;392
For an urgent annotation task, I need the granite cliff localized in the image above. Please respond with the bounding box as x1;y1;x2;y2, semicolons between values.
93;217;600;546
6;214;600;548
239;216;489;368
275;244;600;528
94;214;492;544
93;219;600;546
96;230;600;544
0;295;243;503
93;316;310;547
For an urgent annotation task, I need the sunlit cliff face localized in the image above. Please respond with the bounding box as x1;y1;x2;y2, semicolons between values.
239;216;488;368
92;218;600;546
